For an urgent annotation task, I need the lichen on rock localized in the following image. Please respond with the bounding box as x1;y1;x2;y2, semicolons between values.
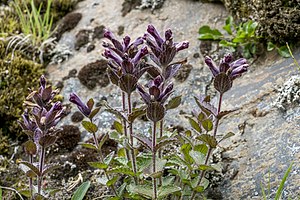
273;75;300;110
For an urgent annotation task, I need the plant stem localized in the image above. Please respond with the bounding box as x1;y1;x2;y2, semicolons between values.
29;154;33;200
127;93;138;183
122;92;131;164
92;132;119;197
152;121;157;200
158;120;163;186
190;93;223;199
38;146;45;195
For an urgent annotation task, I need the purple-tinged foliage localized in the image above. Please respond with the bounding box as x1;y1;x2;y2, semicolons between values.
103;29;149;94
144;24;189;79
69;93;91;117
205;54;249;94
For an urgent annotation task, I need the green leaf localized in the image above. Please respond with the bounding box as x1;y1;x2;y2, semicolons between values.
187;117;202;133
71;181;90;200
89;107;101;119
162;176;175;186
127;184;152;199
219;132;235;143
133;134;152;151
180;143;194;164
267;41;275;51
158;185;181;198
196;134;217;148
219;40;237;48
104;151;115;166
155;137;177;152
198;25;223;40
108;167;135;176
194;144;208;155
199;164;216;171
0;187;2;200
201;119;213;132
165;95;182;110
19;161;40;176
189;150;205;165
113;121;123;134
167;155;192;170
128;107;146;123
148;158;167;178
99;133;109;149
223;16;234;35
106;176;118;187
277;46;291;58
275;162;293;200
81;121;98;133
88;162;108;169
79;143;98;150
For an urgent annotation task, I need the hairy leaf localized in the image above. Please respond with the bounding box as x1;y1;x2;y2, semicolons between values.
213;73;232;94
89;107;101;119
219;132;235;143
108;167;135;176
104;151;115;166
113;121;123;134
189;150;205;165
127;184;152;199
155;137;177;152
133;134;152;151
158;185;181;198
23;140;37;155
197;134;217;148
19;161;40;176
186;117;201;133
81;121;98;133
165;95;182;110
106;176;118;187
128;107;146;123
201;119;213;132
79;143;98;150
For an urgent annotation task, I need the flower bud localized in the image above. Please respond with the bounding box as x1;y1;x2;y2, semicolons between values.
69;93;91;117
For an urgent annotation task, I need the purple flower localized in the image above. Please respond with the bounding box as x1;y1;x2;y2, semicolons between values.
137;75;174;104
44;102;63;127
103;29;149;94
69;93;91;117
18;109;37;134
205;54;249;94
205;54;249;80
143;24;189;79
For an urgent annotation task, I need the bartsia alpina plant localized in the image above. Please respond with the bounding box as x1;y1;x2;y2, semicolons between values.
18;75;63;199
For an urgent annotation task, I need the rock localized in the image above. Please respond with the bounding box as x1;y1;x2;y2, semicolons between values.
75;29;91;50
78;59;110;89
54;12;82;41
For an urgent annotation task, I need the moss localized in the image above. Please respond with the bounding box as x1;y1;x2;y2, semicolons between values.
0;6;21;37
0;52;44;138
78;59;110;90
56;125;81;151
221;0;300;43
